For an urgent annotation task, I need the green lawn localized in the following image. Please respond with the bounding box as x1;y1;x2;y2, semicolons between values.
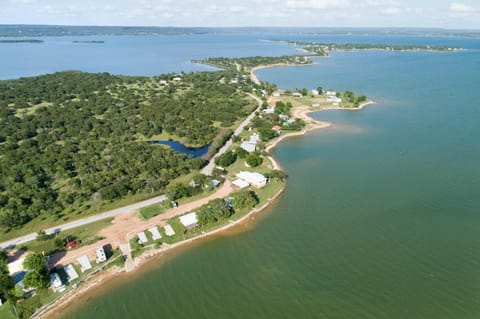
139;204;167;220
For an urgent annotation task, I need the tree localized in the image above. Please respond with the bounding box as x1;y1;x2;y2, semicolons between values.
0;252;14;302
23;254;47;273
245;152;263;167
215;150;237;167
166;184;190;201
235;147;247;159
232;190;259;210
265;170;288;181
23;270;49;290
317;86;323;95
257;127;277;142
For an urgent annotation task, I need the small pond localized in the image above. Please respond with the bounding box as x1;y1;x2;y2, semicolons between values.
148;140;210;158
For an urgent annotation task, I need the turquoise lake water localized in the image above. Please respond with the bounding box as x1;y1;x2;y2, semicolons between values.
3;32;479;318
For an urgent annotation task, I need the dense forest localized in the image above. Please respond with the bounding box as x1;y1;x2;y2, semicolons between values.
0;70;254;231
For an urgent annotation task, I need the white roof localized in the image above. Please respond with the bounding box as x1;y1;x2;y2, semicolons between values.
148;227;162;240
64;264;79;282
8;257;26;275
250;133;260;143
233;179;250;189
311;89;319;95
327;96;342;103
164;224;176;236
263;108;275;114
50;273;63;288
292;92;302;97
137;231;148;244
326;91;336;95
236;171;267;186
77;255;92;272
240;141;256;153
179;212;198;227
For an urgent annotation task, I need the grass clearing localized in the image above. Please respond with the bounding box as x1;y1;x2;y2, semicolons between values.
138;203;167;220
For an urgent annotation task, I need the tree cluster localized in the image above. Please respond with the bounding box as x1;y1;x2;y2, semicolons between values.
0;71;253;231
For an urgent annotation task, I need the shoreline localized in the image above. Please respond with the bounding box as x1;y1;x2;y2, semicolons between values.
37;182;286;319
32;66;374;319
250;62;317;85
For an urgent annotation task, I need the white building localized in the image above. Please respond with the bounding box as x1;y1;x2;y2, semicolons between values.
50;273;64;292
179;212;199;229
326;90;336;96
173;77;182;81
272;92;281;97
233;179;250;189
240;141;256;153
137;231;148;244
311;89;319;95
96;246;107;263
64;264;79;282
148;227;162;241
236;171;268;188
77;256;92;272
263;108;275;114
292;92;303;98
164;224;176;236
159;80;168;85
250;133;260;144
327;96;342;103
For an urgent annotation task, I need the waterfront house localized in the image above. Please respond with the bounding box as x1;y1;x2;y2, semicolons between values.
179;212;199;229
272;125;282;133
8;257;27;285
148;227;162;241
311;89;319;95
50;273;65;292
241;141;257;153
233;179;250;189
250;133;260;143
96;246;107;263
272;92;281;97
77;256;92;272
292;92;303;98
137;231;148;244
327;96;342;103
326;90;336;96
64;264;79;282
164;224;176;236
236;171;268;188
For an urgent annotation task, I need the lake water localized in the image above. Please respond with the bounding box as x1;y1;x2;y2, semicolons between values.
6;32;479;318
148;140;210;158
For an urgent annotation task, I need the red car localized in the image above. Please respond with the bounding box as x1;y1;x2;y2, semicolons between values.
65;241;79;249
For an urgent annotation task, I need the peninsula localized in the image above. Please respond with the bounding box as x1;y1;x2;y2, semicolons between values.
0;50;395;319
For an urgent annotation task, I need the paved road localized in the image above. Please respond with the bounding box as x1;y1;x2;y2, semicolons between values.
201;93;263;176
0;194;167;250
1;93;262;250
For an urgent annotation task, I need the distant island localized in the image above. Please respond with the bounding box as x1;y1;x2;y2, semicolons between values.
72;40;105;44
0;39;43;44
273;40;463;56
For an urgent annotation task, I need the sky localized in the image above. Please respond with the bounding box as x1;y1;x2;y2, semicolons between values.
1;0;480;29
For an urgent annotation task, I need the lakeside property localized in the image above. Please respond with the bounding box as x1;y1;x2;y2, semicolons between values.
0;54;375;318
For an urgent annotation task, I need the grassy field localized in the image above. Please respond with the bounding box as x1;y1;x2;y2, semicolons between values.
19;218;113;254
138;203;168;220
